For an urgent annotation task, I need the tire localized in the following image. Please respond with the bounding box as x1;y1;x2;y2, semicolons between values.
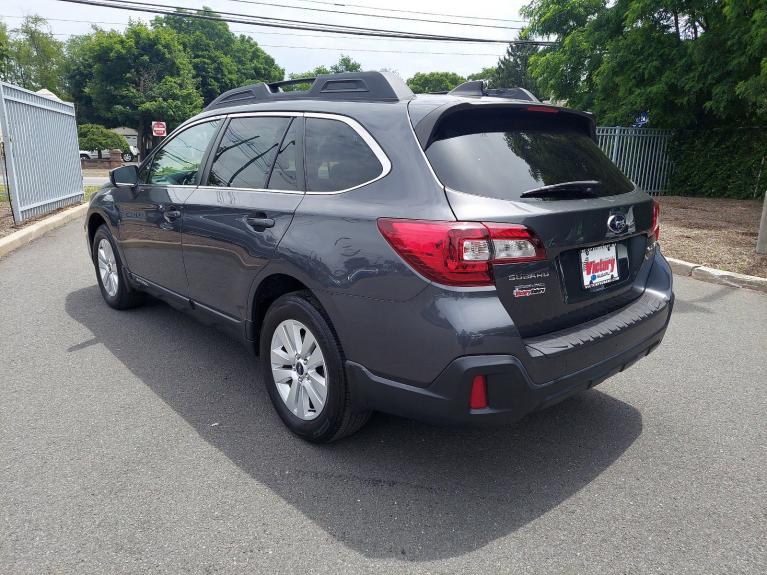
80;154;89;160
260;291;370;443
92;224;145;310
121;151;134;162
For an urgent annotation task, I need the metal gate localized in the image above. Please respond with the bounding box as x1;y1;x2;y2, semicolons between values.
597;127;674;195
0;82;83;223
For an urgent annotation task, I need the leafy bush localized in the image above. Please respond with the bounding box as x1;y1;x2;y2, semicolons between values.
406;72;465;94
667;128;767;199
77;124;129;154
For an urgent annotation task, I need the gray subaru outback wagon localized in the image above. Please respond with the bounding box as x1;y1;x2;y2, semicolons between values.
85;72;674;442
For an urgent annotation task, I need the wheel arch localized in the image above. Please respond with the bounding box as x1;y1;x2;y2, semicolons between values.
86;212;108;255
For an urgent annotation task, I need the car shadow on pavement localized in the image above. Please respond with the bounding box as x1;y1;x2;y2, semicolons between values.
65;286;643;562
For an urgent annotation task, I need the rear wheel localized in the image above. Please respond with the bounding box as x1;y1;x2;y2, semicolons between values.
260;291;370;442
92;224;144;310
121;151;134;162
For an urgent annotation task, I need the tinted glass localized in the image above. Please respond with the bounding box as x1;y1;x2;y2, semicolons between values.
267;118;300;191
146;120;220;185
305;118;382;192
425;110;634;200
208;117;291;189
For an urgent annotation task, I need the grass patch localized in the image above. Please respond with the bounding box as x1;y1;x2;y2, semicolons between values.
84;185;102;201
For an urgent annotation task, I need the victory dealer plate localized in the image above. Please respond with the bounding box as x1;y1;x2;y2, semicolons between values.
580;243;619;288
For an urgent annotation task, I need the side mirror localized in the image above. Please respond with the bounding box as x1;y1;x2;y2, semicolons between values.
110;164;139;188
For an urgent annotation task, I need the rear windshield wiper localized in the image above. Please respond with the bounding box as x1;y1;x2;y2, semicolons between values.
520;180;602;199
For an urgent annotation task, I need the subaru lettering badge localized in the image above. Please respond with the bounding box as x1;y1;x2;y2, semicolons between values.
607;214;627;234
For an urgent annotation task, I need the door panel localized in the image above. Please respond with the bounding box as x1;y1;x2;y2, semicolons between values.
117;184;195;295
118;119;222;296
182;188;303;319
182;115;304;320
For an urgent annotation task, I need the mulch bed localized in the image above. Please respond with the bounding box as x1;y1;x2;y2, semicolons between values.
658;196;766;278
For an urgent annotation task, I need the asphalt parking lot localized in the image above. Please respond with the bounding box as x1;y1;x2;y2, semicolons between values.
1;220;765;574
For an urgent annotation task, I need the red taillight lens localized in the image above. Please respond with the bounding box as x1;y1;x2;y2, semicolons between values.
526;105;559;114
377;219;545;287
651;200;660;240
470;375;488;409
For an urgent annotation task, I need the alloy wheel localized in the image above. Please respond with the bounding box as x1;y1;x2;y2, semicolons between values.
97;238;119;298
270;319;327;420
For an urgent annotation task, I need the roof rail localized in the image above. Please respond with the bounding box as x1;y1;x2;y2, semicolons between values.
205;71;414;110
448;79;540;102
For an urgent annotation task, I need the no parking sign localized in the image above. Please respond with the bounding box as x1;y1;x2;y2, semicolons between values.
151;121;166;137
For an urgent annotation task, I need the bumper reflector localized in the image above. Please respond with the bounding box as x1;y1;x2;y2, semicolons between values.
470;375;488;409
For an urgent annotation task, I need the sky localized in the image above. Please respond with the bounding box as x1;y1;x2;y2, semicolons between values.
1;0;529;79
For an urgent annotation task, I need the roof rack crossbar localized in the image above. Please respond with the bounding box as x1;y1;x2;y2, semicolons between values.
447;79;540;102
205;71;414;110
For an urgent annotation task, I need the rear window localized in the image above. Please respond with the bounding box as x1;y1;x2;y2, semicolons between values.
425;110;634;200
305;118;383;192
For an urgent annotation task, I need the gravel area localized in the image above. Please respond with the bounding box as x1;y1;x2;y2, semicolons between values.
659;196;766;278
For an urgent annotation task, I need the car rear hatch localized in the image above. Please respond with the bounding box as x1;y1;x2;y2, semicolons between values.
414;102;658;337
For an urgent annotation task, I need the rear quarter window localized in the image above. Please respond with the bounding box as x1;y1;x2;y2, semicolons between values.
425;109;634;200
305;117;383;192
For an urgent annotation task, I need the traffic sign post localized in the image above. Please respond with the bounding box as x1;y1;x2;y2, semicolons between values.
151;121;167;137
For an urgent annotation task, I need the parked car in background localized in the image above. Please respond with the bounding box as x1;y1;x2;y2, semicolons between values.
84;72;673;443
80;145;139;163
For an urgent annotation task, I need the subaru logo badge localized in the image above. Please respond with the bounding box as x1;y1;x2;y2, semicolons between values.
607;214;627;234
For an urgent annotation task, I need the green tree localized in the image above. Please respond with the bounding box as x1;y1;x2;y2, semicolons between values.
5;15;66;95
285;56;362;90
467;67;498;86
406;71;466;94
155;8;283;106
67;23;202;156
0;21;10;81
77;124;129;158
520;0;766;127
330;55;362;73
494;42;539;95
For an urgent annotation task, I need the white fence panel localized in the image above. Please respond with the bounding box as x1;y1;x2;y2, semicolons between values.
597;127;674;195
0;82;83;222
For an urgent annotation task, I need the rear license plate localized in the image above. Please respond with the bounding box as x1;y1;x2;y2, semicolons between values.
580;243;619;288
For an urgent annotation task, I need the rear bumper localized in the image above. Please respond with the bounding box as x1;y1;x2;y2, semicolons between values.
347;293;673;425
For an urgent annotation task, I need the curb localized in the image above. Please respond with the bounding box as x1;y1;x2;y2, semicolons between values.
0;203;87;259
666;257;767;293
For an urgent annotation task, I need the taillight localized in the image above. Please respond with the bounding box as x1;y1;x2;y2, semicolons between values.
377;219;545;287
651;200;660;240
470;375;488;409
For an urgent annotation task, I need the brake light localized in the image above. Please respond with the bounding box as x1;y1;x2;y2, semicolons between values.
470;375;488;410
651;200;660;240
526;105;559;114
377;219;545;287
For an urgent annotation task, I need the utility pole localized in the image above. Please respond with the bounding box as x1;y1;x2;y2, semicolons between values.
757;192;767;254
757;156;767;255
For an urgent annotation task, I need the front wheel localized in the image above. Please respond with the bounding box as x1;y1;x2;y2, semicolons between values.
92;224;144;310
121;151;135;162
260;291;370;442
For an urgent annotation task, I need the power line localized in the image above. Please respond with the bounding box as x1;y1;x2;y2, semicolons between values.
220;0;526;30
48;30;508;56
267;0;529;24
53;0;557;45
0;14;521;46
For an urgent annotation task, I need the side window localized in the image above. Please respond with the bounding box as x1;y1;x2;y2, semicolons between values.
208;117;291;189
267;118;301;191
305;118;383;192
146;120;221;185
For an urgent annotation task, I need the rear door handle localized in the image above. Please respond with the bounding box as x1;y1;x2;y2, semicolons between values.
245;216;275;230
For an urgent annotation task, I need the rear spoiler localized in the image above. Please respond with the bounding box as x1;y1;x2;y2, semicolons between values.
411;100;597;150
